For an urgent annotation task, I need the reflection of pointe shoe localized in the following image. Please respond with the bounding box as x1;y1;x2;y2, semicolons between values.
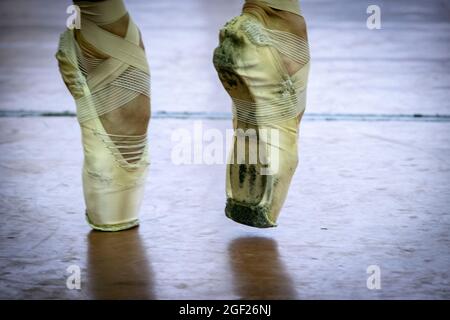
56;0;150;231
87;229;155;299
213;2;310;228
228;237;297;299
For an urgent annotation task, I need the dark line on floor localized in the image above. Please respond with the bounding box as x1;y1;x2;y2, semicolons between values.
1;110;450;122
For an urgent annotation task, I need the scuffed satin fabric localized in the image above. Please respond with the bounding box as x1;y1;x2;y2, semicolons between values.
56;0;149;230
214;1;309;226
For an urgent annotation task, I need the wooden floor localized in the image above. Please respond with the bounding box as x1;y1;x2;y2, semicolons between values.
0;0;449;299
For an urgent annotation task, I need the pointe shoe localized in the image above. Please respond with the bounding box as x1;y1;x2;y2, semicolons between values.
55;0;150;231
213;1;310;227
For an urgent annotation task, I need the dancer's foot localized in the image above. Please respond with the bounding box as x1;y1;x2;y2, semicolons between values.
74;12;150;139
213;1;310;227
56;0;151;231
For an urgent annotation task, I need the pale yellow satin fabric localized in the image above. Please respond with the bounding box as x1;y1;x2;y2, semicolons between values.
214;0;309;227
56;0;150;231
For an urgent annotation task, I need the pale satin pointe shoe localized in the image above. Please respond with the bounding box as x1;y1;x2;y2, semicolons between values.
213;0;310;227
56;0;150;231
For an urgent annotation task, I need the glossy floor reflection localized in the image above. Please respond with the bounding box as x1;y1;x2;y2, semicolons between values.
228;237;297;299
87;228;155;299
1;117;450;299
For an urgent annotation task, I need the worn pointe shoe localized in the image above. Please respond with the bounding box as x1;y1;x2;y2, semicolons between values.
56;0;150;231
213;0;310;227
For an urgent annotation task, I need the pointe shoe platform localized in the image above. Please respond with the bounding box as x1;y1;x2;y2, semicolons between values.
213;0;310;228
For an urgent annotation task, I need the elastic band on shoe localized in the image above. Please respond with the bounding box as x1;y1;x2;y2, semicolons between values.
241;18;310;66
92;129;149;169
226;18;309;125
232;88;306;125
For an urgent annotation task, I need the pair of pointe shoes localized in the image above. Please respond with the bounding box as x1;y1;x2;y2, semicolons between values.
56;0;309;231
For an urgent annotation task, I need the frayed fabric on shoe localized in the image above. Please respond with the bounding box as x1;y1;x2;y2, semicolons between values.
214;4;309;228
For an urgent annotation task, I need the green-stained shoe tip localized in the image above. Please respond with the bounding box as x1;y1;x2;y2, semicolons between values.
225;198;277;228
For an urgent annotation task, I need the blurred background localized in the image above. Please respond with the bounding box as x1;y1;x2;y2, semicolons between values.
0;0;449;299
